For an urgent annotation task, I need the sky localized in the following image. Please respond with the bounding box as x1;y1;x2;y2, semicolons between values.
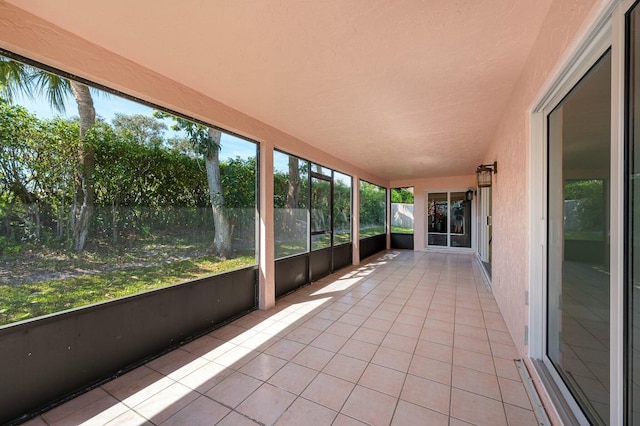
14;88;257;162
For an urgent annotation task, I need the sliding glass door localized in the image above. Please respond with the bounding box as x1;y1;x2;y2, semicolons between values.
426;191;471;249
546;50;611;425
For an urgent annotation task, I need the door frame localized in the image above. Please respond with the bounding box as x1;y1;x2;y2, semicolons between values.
478;187;492;264
424;189;475;252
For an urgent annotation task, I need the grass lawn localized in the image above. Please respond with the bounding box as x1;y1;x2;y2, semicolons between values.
391;226;414;234
359;226;385;239
0;255;254;326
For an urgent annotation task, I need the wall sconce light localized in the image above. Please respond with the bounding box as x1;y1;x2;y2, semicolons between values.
476;161;497;188
465;188;475;201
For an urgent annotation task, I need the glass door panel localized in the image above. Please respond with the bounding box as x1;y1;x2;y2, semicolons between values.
450;192;471;248
427;192;448;246
427;191;472;248
546;51;611;424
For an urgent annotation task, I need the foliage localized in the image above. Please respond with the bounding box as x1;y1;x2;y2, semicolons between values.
359;180;386;233
153;111;219;156
0;56;262;326
112;113;167;147
391;187;414;203
0;103;259;323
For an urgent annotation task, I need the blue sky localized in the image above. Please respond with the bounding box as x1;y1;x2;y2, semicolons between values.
15;89;256;162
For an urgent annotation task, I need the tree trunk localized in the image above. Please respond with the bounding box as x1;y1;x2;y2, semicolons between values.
286;157;300;209
286;157;300;235
57;196;65;240
206;128;231;258
111;199;119;244
69;81;96;252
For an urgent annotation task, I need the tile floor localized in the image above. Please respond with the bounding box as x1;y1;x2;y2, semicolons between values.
24;250;540;426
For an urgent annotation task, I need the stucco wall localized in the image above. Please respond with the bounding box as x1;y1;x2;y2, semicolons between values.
484;0;603;422
487;0;601;352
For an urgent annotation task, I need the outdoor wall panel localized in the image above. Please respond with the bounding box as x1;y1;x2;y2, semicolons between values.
310;247;332;281
391;233;414;250
333;243;353;271
275;255;309;298
0;267;257;425
359;234;387;260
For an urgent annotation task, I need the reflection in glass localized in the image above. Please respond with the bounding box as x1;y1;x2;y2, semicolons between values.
450;192;471;248
547;51;610;424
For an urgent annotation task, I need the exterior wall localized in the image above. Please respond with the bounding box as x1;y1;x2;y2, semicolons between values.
483;0;603;422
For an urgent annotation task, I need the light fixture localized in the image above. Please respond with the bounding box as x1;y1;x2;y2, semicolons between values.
476;161;497;188
465;188;475;201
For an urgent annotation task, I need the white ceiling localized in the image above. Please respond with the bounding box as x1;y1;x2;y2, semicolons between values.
10;0;554;181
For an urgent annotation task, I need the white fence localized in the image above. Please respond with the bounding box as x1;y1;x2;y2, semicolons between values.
391;203;414;228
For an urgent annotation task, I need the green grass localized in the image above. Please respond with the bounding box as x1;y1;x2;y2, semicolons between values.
275;241;307;258
0;255;254;326
359;226;386;239
390;226;414;234
334;232;351;244
275;233;354;259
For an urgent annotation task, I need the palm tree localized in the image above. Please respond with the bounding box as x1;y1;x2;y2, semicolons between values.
1;56;96;252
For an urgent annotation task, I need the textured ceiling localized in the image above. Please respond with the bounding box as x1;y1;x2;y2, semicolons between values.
9;0;553;181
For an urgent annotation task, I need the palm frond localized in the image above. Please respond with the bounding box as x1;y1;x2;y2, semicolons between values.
0;57;35;103
33;72;71;114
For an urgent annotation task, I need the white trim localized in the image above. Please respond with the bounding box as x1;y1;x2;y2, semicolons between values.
529;1;621;424
610;1;634;423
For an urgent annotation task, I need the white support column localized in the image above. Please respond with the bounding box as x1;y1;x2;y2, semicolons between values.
259;141;275;310
352;176;360;265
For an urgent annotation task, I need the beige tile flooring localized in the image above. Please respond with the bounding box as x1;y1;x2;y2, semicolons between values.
25;250;540;426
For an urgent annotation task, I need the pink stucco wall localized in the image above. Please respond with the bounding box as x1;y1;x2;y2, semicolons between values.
485;0;602;421
487;0;601;353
